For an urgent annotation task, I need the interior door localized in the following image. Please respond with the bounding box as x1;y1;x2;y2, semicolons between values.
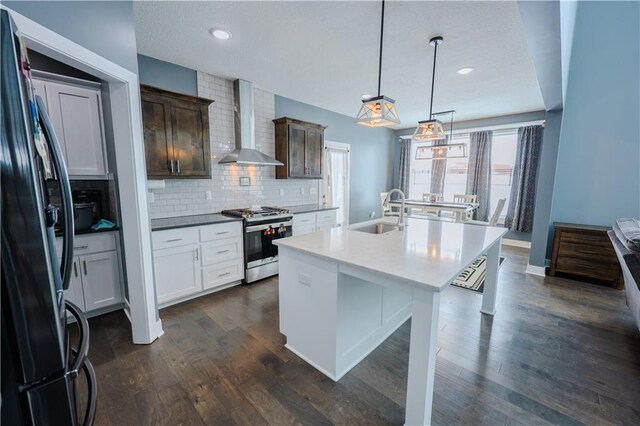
141;92;173;177
170;100;210;177
323;143;350;227
80;251;122;311
288;124;307;177
45;81;106;176
306;128;323;178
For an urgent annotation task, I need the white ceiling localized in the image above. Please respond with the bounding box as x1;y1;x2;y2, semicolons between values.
133;1;544;129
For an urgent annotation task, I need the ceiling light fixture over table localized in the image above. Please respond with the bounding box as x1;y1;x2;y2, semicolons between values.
355;0;400;127
413;36;446;141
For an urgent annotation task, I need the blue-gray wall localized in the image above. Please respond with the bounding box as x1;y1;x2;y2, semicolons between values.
5;1;138;73
138;54;198;96
550;1;640;227
275;96;396;224
529;109;562;266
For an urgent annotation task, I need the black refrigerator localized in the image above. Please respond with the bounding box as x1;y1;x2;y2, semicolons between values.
1;9;97;425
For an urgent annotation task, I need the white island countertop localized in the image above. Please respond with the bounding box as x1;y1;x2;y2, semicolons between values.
275;216;508;291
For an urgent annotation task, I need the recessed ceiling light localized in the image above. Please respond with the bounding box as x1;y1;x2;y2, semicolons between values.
457;67;474;75
361;94;373;100
210;28;232;40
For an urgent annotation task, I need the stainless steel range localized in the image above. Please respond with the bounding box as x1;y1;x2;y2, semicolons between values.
221;206;292;283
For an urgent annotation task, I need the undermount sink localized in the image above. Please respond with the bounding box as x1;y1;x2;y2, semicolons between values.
351;222;399;235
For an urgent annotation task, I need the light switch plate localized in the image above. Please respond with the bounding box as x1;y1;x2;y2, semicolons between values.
205;191;212;200
279;188;285;196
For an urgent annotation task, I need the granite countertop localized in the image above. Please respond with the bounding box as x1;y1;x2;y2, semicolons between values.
151;213;242;231
274;216;507;291
55;226;120;237
286;204;339;214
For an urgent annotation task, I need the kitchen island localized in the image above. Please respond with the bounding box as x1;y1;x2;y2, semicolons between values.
274;216;507;425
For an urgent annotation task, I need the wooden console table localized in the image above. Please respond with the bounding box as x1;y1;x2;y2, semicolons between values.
549;223;624;289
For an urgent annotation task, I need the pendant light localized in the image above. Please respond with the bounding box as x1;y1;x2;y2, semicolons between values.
412;36;446;141
355;0;400;127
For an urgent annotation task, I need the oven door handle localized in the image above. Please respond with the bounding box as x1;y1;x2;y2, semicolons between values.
246;221;292;232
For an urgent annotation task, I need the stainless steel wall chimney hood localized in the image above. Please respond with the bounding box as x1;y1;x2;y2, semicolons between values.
218;79;283;166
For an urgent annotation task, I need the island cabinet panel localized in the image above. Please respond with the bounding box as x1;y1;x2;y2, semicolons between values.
549;223;624;288
273;117;326;179
278;246;411;381
141;85;213;179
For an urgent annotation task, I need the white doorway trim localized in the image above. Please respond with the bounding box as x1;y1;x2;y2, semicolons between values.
323;140;351;226
5;7;163;344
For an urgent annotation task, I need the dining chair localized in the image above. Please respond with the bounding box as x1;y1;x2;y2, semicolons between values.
453;194;477;204
453;194;477;220
467;198;507;227
421;193;442;216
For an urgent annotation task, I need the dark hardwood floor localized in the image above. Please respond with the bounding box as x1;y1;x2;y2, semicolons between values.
77;246;640;425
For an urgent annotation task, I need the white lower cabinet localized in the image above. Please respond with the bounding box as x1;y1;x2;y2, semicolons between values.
81;251;122;311
202;259;244;290
293;210;337;236
58;232;124;315
152;221;243;307
153;243;202;304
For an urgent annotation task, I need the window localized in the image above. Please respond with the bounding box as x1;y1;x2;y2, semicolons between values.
408;129;519;223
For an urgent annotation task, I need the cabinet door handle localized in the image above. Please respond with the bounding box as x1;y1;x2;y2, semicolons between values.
177;160;181;174
218;272;231;277
170;160;175;174
73;261;78;277
165;238;182;243
76;245;89;250
216;231;229;235
195;249;199;260
216;249;230;254
83;260;88;275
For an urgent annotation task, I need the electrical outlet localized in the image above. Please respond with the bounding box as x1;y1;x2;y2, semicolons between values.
147;192;155;203
310;187;317;195
299;273;311;287
279;188;285;196
369;211;376;218
205;191;212;200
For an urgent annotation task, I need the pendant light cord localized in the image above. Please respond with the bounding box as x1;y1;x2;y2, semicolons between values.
377;0;385;97
429;39;438;118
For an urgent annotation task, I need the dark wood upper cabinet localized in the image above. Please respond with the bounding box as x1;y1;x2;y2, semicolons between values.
273;117;326;179
141;85;213;179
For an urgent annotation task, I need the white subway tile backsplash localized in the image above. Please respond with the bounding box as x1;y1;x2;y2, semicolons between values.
148;72;320;219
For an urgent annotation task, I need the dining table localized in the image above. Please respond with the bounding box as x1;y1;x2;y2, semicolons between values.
387;199;479;222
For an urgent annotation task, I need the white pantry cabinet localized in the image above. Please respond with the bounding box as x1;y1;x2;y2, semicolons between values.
292;209;337;236
152;221;243;307
32;73;108;178
57;232;123;315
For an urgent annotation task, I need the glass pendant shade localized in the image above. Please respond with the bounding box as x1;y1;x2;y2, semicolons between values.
356;95;400;127
415;142;467;160
412;118;446;142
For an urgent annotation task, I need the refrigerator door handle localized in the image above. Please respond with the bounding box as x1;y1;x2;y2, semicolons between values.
65;301;90;378
36;95;74;290
78;356;98;426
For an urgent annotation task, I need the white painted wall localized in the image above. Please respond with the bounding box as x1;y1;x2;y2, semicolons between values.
148;71;321;218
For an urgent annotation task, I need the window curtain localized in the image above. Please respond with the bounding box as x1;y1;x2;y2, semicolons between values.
466;131;493;221
505;125;543;232
430;137;448;195
398;138;411;195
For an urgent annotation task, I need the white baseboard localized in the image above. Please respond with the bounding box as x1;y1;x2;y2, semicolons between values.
526;264;546;276
502;238;531;249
